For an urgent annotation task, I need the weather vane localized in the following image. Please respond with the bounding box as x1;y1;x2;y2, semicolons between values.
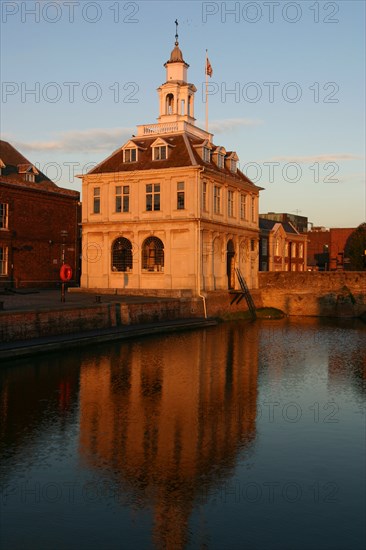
175;19;178;44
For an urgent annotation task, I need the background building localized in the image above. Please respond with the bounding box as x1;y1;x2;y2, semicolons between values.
307;227;330;271
0;140;80;288
307;226;365;271
259;212;308;234
80;37;262;294
259;218;307;271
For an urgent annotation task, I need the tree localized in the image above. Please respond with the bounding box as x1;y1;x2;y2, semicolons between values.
344;223;366;271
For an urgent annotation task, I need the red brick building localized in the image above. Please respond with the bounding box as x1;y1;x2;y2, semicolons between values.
307;227;330;270
0;140;80;288
329;228;355;270
307;227;358;270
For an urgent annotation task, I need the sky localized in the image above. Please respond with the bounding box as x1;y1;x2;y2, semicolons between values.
1;0;365;228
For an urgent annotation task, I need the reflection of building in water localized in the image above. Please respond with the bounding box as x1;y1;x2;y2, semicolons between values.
326;328;366;394
79;324;259;549
0;356;80;480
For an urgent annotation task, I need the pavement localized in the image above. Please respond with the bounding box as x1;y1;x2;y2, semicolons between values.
0;288;173;312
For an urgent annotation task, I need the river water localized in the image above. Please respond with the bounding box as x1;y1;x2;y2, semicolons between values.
1;318;365;550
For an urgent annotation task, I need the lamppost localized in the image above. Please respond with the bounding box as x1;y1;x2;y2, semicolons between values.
60;230;68;302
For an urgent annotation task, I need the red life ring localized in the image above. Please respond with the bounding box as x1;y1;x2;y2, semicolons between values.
60;264;73;282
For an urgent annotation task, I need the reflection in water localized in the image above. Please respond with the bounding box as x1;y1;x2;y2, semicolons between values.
0;356;80;477
79;324;259;549
1;319;365;550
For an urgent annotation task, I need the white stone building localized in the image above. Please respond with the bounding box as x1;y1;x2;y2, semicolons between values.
80;36;262;295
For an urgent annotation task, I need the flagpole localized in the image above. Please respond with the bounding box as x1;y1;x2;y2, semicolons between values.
205;49;209;135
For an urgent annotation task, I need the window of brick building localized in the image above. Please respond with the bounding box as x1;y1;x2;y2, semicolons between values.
0;203;8;229
25;173;35;183
0;246;8;275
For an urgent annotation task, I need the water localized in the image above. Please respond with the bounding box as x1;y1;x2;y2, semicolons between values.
0;318;365;550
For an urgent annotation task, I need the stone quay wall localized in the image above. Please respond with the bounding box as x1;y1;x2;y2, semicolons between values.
1;272;365;343
0;299;204;343
258;272;366;317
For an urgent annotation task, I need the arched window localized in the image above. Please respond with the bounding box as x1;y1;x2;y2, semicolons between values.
142;237;164;272
188;96;192;116
111;237;133;272
166;94;174;115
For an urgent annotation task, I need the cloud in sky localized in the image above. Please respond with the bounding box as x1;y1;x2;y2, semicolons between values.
9;127;135;155
6;119;262;155
269;154;364;163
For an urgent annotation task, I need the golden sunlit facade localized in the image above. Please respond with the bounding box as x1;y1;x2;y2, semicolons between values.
80;37;261;294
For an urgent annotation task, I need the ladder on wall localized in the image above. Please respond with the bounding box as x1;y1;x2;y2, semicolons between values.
230;268;257;319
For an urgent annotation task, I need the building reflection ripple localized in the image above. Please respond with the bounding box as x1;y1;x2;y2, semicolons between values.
78;323;259;549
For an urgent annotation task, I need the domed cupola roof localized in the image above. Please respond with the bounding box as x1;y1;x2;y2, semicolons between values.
164;20;189;68
168;42;184;63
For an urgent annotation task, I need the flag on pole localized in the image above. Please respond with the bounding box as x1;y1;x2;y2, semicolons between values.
205;57;213;77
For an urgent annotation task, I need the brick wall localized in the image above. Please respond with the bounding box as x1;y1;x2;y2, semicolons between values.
329;228;354;270
0;184;80;288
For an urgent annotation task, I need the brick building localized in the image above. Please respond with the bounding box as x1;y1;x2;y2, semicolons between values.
0;140;80;288
259;218;307;271
329;228;355;270
307;227;330;270
307;227;357;270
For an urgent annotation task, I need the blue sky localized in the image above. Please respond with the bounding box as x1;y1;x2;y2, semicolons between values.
1;0;365;227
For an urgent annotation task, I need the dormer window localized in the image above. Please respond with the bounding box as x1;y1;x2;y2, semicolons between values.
25;173;35;183
217;153;224;169
18;163;38;182
226;152;239;173
123;148;137;163
203;147;211;162
212;146;226;169
153;145;167;161
151;137;172;161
